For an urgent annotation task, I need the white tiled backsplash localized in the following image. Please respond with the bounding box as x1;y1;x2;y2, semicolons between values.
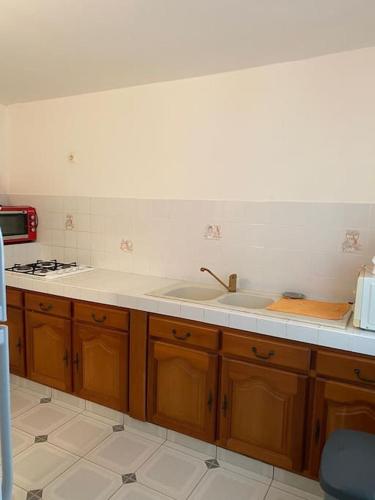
3;194;375;301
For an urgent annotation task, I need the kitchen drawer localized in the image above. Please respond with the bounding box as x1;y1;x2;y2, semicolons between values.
316;350;375;386
7;288;23;308
222;331;311;372
25;293;71;318
149;315;219;350
74;302;129;331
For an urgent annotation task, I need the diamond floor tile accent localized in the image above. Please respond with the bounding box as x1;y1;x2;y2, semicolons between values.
48;414;113;456
34;435;48;443
40;398;51;404
13;442;79;491
26;490;43;500
137;445;207;500
189;468;269;500
42;459;122;500
86;430;162;474
122;473;137;484
205;458;220;469
11;389;41;418
110;482;174;500
13;403;77;437
113;425;125;432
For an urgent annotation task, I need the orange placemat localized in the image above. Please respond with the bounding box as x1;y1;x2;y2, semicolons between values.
266;298;350;320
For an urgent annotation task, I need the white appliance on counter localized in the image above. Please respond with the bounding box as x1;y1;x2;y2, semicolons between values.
0;228;13;500
353;256;375;332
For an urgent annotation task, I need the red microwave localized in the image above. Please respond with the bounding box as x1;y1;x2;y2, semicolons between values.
0;206;38;244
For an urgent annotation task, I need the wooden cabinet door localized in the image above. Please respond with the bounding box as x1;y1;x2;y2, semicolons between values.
7;306;26;376
26;311;72;391
73;324;129;412
219;357;307;471
309;378;375;476
147;340;218;442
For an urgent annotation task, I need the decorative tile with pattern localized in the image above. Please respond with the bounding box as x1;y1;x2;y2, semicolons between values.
205;458;220;469
122;473;137;484
113;425;125;432
34;435;48;443
26;489;43;499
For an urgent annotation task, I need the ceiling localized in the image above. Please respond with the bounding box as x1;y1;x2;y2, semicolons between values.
1;0;375;104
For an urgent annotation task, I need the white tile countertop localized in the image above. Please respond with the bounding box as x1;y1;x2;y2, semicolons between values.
5;268;375;357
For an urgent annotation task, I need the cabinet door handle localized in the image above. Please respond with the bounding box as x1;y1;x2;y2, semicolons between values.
207;391;213;412
91;313;107;323
251;347;275;361
39;302;52;312
172;329;191;341
63;350;69;367
16;338;22;352
314;419;321;444
354;368;375;385
73;353;79;371
221;395;228;416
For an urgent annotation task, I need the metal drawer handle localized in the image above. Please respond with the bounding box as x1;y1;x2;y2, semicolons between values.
63;350;69;367
251;347;275;361
16;338;22;352
354;368;375;385
207;391;213;412
221;394;228;416
172;329;191;341
73;353;79;372
39;302;52;312
91;313;107;323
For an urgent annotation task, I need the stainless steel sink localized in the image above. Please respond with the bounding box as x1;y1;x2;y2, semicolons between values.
163;285;224;301
217;293;274;309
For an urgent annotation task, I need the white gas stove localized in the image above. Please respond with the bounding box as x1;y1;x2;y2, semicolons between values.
6;260;94;279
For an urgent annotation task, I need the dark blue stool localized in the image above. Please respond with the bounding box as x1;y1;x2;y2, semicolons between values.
320;429;375;500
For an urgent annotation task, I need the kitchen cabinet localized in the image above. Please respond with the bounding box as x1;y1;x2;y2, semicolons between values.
309;378;375;476
26;310;72;391
7;306;26;377
147;339;218;442
73;323;128;411
219;357;307;471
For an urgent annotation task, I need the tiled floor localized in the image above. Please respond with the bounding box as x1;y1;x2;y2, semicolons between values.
7;383;323;500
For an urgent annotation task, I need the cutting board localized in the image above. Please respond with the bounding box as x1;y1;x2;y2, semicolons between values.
266;298;351;320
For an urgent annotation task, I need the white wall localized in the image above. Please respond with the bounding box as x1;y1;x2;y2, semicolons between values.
0;105;9;197
7;47;375;202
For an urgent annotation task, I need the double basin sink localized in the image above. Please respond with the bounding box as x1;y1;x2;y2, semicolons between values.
149;283;276;313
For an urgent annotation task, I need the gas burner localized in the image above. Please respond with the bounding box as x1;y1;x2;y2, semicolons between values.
6;260;93;279
13;264;34;273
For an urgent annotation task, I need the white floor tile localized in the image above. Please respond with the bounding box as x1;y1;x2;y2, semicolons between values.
13;442;78;490
271;481;323;500
13;402;77;436
87;430;162;474
137;446;207;500
11;388;40;418
166;430;216;459
123;414;167;441
273;469;324;498
18;378;52;397
43;459;122;500
85;401;124;425
266;486;307;500
12;429;34;456
217;447;273;483
110;482;173;500
51;389;86;412
189;468;269;500
12;485;27;500
49;414;113;456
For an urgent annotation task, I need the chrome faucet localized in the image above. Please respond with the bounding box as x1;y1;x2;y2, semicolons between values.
200;267;237;293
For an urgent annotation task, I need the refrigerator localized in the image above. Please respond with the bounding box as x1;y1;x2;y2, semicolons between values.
0;228;13;500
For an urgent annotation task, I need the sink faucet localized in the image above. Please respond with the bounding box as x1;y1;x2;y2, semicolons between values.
200;267;237;293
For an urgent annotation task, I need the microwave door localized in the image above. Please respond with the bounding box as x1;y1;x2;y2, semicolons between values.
0;212;28;241
0;229;13;500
